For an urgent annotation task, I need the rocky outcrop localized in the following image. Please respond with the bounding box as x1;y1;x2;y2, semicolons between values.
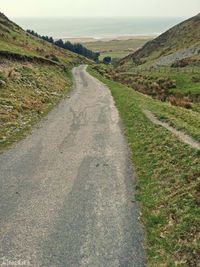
154;45;200;66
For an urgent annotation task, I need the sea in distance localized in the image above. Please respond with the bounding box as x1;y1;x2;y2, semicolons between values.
12;17;185;40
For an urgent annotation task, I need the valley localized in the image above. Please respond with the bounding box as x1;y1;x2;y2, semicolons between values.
83;36;154;60
0;10;200;267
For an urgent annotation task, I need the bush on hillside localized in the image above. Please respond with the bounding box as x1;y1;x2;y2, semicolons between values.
103;56;112;64
27;30;100;61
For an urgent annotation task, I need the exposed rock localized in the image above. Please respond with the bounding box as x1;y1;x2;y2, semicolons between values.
154;45;200;66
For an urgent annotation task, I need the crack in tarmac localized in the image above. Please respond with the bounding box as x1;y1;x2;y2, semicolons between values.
0;65;145;267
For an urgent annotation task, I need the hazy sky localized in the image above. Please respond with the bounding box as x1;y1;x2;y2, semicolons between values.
1;0;200;18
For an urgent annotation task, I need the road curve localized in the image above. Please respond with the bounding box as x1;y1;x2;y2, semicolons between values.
0;65;145;267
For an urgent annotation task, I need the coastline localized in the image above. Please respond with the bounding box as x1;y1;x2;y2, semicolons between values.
60;34;158;43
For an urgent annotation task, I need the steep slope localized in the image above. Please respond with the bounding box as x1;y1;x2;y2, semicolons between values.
103;14;200;110
119;13;200;68
0;12;85;64
0;13;87;151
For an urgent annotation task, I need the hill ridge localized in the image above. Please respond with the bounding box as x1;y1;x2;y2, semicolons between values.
119;13;200;68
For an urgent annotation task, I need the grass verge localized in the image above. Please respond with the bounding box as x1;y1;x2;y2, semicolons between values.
0;61;73;153
88;66;200;267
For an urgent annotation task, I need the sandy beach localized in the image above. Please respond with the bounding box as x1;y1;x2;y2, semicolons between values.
61;35;157;43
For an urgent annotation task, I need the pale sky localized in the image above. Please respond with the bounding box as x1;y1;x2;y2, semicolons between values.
1;0;200;18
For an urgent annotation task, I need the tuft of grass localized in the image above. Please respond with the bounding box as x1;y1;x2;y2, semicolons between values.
88;66;200;267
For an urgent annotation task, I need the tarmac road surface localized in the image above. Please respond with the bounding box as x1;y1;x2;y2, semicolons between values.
0;65;145;267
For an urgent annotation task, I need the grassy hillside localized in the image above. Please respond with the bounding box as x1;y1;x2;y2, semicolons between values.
0;12;85;64
0;12;87;152
102;14;200;110
119;13;200;68
89;66;200;267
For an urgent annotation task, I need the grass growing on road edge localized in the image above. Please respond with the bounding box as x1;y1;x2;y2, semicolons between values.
88;66;200;267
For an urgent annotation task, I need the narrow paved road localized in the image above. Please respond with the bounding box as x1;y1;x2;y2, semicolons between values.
0;65;145;267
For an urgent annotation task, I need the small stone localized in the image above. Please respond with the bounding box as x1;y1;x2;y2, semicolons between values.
51;92;61;97
0;79;6;87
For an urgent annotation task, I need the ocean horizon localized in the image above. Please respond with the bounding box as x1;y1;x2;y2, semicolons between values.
12;17;185;39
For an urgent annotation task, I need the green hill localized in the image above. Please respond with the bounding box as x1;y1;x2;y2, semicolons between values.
0;12;87;152
119;13;200;68
0;12;87;64
103;14;200;110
